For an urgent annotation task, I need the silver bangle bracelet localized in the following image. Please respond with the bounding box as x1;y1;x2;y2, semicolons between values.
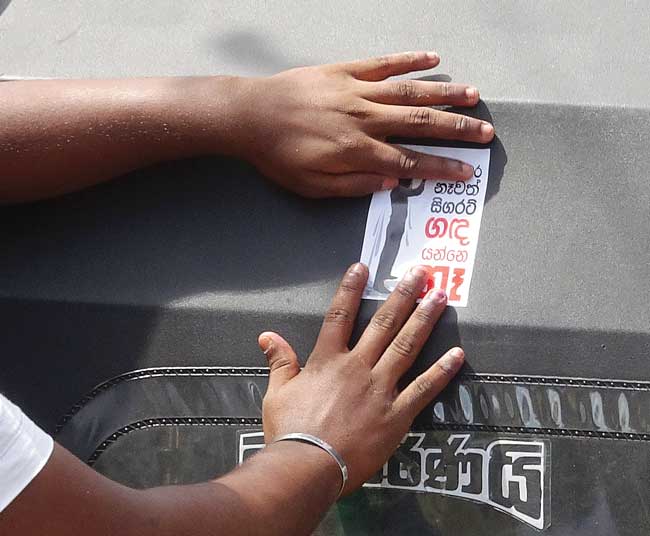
273;433;349;499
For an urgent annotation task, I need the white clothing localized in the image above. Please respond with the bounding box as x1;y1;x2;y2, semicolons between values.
0;393;53;512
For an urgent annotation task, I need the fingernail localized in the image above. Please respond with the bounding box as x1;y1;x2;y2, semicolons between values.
465;87;478;100
481;122;494;137
381;178;398;191
450;347;464;359
410;265;428;278
423;289;447;306
427;51;440;62
259;336;273;355
439;347;465;373
402;265;428;285
350;262;367;276
461;163;474;177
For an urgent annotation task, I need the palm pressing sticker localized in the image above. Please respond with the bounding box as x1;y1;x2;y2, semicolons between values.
360;145;490;307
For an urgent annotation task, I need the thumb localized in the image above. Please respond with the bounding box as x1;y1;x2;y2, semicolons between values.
332;174;398;197
258;331;300;391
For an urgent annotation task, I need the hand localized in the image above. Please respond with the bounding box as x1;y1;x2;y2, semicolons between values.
237;51;494;198
258;263;464;494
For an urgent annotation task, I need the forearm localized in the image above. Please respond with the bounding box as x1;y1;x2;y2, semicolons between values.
0;76;250;203
147;441;340;536
1;442;340;536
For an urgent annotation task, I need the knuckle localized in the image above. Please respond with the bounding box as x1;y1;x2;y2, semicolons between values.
340;275;363;294
408;107;432;127
440;83;450;99
324;307;352;326
398;152;420;173
396;280;418;298
376;55;393;70
436;359;457;380
454;114;470;134
371;310;398;332
352;133;372;150
396;80;417;101
413;308;435;324
270;355;295;372
338;102;372;120
391;333;417;358
335;135;368;159
441;158;461;174
336;135;359;154
404;51;420;64
413;374;434;398
436;159;452;174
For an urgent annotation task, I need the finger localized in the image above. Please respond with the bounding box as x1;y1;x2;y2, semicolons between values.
373;289;448;388
372;106;495;143
259;332;300;392
341;51;440;82
394;347;465;417
367;141;474;180
316;263;368;352
316;172;399;197
362;80;480;107
354;266;429;366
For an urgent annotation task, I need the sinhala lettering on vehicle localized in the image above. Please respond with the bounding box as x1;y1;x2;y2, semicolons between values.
239;431;549;530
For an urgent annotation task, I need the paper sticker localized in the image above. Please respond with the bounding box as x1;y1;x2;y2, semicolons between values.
359;146;490;307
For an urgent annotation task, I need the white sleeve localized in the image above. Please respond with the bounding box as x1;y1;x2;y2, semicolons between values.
0;393;53;513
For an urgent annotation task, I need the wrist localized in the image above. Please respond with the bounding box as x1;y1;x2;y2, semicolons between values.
169;75;257;158
265;440;343;500
273;433;348;498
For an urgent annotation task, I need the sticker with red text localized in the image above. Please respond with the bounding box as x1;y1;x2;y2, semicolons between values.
360;146;490;307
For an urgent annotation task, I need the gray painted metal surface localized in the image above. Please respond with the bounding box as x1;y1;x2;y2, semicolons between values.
2;1;650;107
1;2;650;534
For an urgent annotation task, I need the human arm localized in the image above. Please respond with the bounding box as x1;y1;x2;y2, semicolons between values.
1;440;342;536
0;51;494;203
1;263;464;535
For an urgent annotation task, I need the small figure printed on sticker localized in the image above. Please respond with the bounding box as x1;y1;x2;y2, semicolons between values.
372;178;426;295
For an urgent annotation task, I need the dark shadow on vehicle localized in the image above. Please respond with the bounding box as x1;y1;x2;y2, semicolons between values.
0;297;159;433
0;155;370;432
0;157;370;300
0;0;11;16
0;100;505;433
0;108;506;303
